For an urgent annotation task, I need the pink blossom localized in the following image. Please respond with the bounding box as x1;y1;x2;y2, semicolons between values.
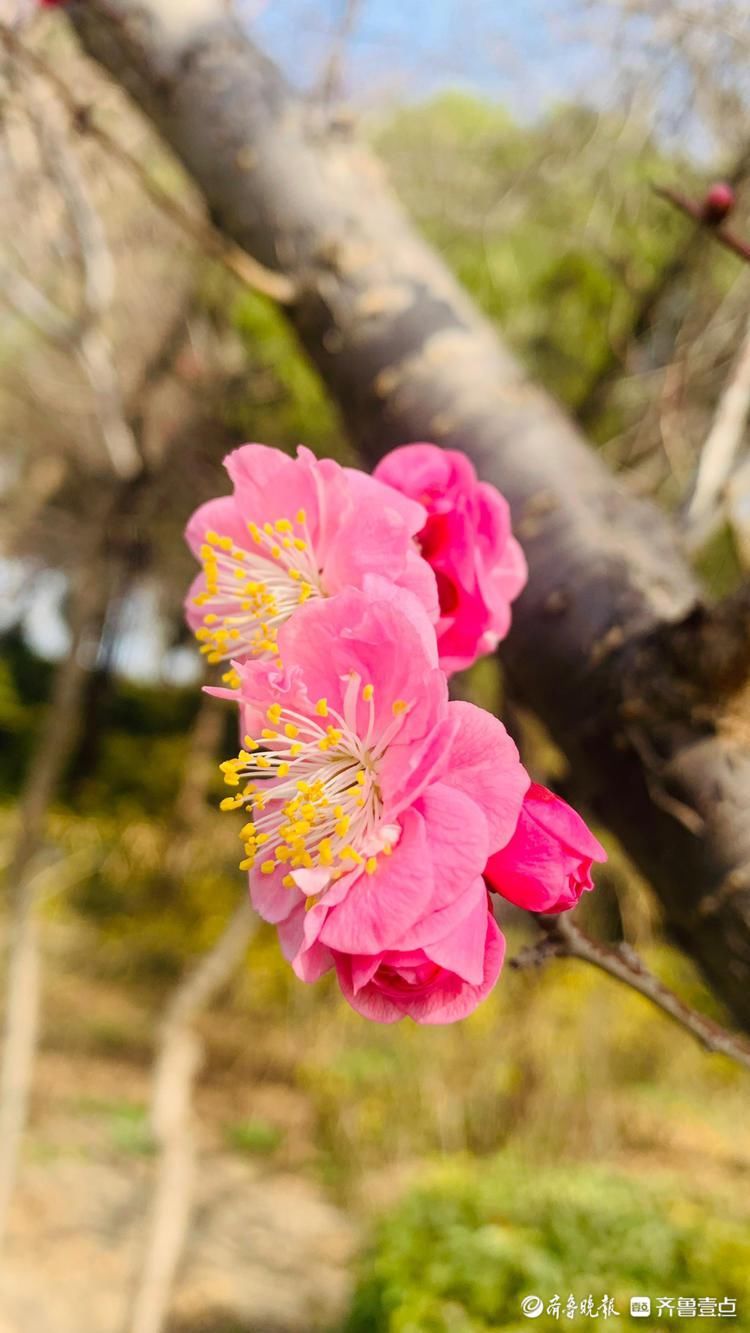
216;588;529;1019
374;443;527;672
484;782;606;914
185;444;438;684
331;899;505;1024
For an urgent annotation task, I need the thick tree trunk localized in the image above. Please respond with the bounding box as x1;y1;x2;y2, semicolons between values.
70;0;750;1030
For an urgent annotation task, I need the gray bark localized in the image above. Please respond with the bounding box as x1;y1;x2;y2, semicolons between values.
70;0;750;1030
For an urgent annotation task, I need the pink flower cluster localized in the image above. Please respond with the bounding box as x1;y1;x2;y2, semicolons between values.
185;442;605;1024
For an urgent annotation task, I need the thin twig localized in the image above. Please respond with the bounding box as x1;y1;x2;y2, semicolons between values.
0;22;297;305
38;92;142;475
317;0;364;107
510;915;750;1073
1;62;142;477
578;146;750;431
652;183;750;265
25;66;114;320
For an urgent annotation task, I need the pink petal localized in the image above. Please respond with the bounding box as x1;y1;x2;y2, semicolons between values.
343;467;428;537
526;784;607;861
412;912;505;1024
414;781;489;909
379;713;458;818
318;809;434;954
392;875;487;953
276;588;444;735
248;866;300;924
334;955;404;1023
421;880;491;984
441;701;530;851
324;503;415;594
184;495;250;558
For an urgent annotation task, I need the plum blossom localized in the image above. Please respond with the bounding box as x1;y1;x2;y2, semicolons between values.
330;900;505;1024
484;782;606;914
185;443;438;686
189;440;606;1024
216;587;529;1022
374;442;527;672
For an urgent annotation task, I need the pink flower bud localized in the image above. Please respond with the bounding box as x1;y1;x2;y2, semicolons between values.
702;182;736;225
484;783;606;914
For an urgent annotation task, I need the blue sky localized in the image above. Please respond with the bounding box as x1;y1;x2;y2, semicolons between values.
250;0;598;119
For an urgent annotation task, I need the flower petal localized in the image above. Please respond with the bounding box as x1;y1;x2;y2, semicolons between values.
421;880;491;985
412;911;505;1025
319;809;434;955
441;701;530;851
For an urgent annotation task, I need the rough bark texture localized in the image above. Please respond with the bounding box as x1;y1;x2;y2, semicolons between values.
70;0;750;1029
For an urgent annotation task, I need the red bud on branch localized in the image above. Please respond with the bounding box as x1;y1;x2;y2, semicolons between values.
702;182;736;225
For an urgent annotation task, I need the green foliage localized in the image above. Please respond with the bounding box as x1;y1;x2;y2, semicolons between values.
228;290;351;461
373;95;707;427
224;1117;284;1157
72;1097;155;1156
59;806;244;977
693;521;744;600
344;1157;750;1332
0;631;219;815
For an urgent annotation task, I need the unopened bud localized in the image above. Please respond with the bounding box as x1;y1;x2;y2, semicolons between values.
702;182;736;225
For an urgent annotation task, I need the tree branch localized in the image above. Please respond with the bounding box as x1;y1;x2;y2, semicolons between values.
316;0;364;107
653;183;750;265
510;915;750;1074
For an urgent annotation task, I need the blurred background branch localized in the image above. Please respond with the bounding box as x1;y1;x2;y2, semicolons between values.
128;696;256;1333
0;22;298;304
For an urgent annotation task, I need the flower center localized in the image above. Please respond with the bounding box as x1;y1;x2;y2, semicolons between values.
219;677;409;892
193;508;323;682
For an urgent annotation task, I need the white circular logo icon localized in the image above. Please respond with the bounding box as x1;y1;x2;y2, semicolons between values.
521;1295;544;1318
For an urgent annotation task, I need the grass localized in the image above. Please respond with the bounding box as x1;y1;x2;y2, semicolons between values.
343;1154;750;1332
223;1117;284;1156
